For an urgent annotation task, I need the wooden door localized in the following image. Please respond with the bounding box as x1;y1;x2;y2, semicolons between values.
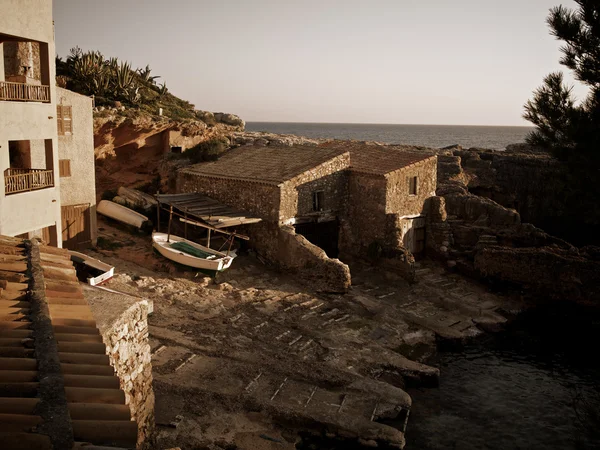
61;204;91;250
414;226;426;254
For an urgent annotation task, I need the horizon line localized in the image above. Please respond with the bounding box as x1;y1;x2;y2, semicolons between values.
244;121;534;128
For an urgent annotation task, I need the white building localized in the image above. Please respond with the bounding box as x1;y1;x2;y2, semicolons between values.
0;0;96;248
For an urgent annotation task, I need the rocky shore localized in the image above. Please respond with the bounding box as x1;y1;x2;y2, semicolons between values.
89;114;599;448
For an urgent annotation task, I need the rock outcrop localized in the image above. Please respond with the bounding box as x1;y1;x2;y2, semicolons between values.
426;144;600;304
229;131;322;147
93;111;244;195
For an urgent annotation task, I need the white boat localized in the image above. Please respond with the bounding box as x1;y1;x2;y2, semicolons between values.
97;200;150;229
69;251;114;286
152;232;235;273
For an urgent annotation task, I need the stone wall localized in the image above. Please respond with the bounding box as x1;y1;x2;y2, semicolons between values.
342;172;387;253
385;156;437;216
3;40;41;81
474;245;600;304
244;221;351;292
177;170;281;221
295;170;349;217
86;287;155;449
279;152;350;221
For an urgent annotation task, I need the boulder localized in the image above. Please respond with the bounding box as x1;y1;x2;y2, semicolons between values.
217;113;245;128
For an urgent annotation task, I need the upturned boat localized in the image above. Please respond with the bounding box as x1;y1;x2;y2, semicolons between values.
152;232;235;272
69;251;114;286
97;200;150;229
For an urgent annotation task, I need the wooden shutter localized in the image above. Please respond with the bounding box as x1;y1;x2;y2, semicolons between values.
63;106;72;134
59;159;71;177
57;105;73;135
56;105;63;135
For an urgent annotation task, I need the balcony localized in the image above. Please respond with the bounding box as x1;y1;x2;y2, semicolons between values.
0;81;50;103
4;168;54;195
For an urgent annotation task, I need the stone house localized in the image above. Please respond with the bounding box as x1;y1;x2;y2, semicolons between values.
178;142;436;287
0;1;96;248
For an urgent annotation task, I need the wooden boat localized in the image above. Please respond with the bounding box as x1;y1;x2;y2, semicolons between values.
69;251;114;286
97;200;150;229
152;232;235;272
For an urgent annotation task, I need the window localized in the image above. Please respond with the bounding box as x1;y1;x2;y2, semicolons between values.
312;191;325;211
57;105;72;135
408;176;418;195
59;159;71;177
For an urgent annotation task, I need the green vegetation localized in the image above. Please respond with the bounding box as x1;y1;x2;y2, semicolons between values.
524;1;600;168
524;1;600;245
56;47;196;120
168;138;229;164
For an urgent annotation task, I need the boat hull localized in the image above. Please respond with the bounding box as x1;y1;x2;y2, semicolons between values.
97;200;149;229
152;232;234;272
69;251;115;286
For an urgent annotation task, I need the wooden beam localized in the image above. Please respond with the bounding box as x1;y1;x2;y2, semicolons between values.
214;218;263;228
178;218;250;240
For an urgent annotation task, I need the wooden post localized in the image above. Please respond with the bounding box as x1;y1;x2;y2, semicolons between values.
167;206;173;243
184;207;188;239
156;191;160;232
206;229;211;248
226;230;235;256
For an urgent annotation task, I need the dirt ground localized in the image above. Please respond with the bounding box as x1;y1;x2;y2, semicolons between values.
90;218;521;450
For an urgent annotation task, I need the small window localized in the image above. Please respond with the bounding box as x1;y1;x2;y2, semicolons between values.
57;105;72;135
312;191;325;211
59;159;71;177
408;176;418;195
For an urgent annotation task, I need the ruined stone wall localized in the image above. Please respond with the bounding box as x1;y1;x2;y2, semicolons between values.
177;170;281;221
86;289;155;449
474;246;600;304
444;193;521;228
279;153;350;221
450;148;599;245
244;221;351;292
385;156;437;216
342;172;387;253
458;149;566;226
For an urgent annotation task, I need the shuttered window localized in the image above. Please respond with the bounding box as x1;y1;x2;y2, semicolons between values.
59;159;71;177
57;105;73;135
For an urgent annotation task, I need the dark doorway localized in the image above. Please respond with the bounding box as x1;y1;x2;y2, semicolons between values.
295;219;339;258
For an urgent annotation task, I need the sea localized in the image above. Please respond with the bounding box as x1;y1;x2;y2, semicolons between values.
245;122;533;150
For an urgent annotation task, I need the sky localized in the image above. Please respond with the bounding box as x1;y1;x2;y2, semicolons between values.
52;0;588;126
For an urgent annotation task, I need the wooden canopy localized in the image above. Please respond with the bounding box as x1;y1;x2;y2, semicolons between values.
156;193;262;229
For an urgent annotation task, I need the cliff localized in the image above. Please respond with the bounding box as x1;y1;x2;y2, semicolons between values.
93;109;245;196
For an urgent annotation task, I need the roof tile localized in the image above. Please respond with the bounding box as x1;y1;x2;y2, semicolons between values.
185;145;348;184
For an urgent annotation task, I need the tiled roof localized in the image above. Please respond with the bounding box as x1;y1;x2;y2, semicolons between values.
184;145;349;184
320;141;436;175
0;236;136;449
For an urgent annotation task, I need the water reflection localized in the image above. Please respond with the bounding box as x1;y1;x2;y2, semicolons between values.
406;304;600;450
